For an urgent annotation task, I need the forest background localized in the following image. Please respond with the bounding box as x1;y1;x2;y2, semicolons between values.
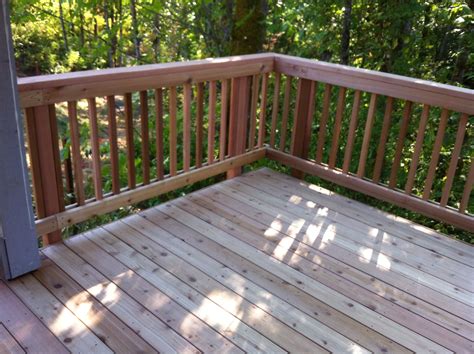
10;0;474;242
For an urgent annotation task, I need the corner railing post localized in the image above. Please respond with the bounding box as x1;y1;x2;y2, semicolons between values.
290;78;315;179
25;105;65;245
227;76;251;179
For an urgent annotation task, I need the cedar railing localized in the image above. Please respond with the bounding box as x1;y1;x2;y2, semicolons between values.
17;53;473;245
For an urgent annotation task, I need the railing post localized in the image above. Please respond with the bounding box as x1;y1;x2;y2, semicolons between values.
290;78;315;179
25;105;65;245
227;76;251;179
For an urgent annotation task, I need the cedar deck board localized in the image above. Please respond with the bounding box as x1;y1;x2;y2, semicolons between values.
1;168;472;353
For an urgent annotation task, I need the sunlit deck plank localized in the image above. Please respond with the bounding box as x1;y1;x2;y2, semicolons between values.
158;203;452;353
119;215;353;353
42;243;197;353
186;191;473;342
0;281;67;354
192;185;474;326
242;173;473;289
86;222;283;352
33;258;156;353
253;168;474;264
167;195;472;352
212;181;472;306
92;221;325;353
138;206;411;353
63;232;240;354
8;274;111;353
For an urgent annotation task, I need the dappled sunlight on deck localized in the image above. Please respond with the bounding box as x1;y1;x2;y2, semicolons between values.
1;168;472;353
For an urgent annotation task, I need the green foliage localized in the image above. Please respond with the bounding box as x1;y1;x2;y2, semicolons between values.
11;1;473;86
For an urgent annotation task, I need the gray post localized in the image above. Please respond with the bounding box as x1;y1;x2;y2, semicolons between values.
0;1;40;279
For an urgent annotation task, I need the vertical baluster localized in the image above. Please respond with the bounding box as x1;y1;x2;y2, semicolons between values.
270;72;281;147
440;113;468;206
155;88;164;180
342;90;362;173
106;96;120;194
248;74;260;150
67;101;85;204
279;76;293;151
372;96;394;182
303;81;317;160
315;84;332;164
208;81;217;164
25;105;64;245
328;87;347;168
460;161;474;213
195;83;204;167
220;80;229;161
423;109;449;199
389;101;412;188
404;104;430;193
87;97;103;200
357;93;378;178
124;93;136;188
169;87;177;176
257;73;269;147
139;91;150;184
183;83;192;172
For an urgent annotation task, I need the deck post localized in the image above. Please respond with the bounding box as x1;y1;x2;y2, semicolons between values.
290;78;315;179
25;105;65;245
0;2;40;279
227;76;251;179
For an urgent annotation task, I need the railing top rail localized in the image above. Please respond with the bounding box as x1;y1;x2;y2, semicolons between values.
18;53;275;90
17;52;473;113
274;54;474;114
18;53;274;108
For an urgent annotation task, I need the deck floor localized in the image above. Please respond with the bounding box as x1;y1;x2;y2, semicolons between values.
1;168;473;353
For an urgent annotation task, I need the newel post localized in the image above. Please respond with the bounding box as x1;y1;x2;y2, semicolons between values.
227;76;251;179
25;105;65;245
0;2;40;279
290;78;316;179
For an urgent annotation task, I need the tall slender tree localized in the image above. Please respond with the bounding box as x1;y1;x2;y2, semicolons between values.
130;0;141;61
340;0;352;65
230;0;266;55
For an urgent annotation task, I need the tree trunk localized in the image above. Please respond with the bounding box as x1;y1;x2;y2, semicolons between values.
417;2;431;66
58;0;69;52
67;0;75;33
130;0;141;61
110;5;117;67
230;0;265;55
153;11;160;62
79;7;85;47
340;0;352;65
382;18;412;73
118;0;123;66
224;0;233;54
104;1;114;67
452;49;468;85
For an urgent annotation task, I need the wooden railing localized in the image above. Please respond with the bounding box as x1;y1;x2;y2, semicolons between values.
19;54;273;244
18;53;473;244
266;54;473;232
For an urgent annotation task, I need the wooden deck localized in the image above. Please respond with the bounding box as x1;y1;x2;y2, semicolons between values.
1;168;472;353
